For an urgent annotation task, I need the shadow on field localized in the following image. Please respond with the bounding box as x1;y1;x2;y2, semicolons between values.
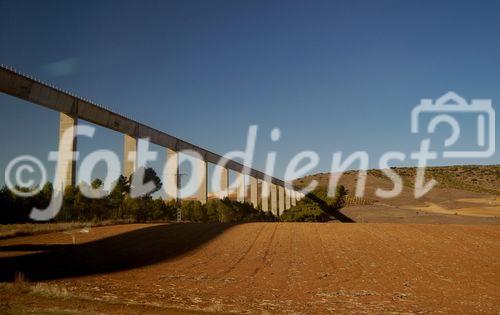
0;223;235;282
330;210;356;223
306;194;355;223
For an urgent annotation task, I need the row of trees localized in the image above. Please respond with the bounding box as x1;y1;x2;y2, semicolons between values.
0;167;276;224
1;166;350;224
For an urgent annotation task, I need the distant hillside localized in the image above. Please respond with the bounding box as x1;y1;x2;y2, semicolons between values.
293;165;499;224
371;165;499;195
294;165;499;197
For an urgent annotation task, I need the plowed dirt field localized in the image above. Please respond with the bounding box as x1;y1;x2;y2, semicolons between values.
0;223;498;313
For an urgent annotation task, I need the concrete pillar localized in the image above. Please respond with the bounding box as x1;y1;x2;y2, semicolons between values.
291;190;297;206
165;148;179;201
285;188;291;209
278;186;285;215
249;176;258;208
270;184;278;215
55;113;77;191
195;157;208;204
298;192;304;201
218;167;229;199
261;181;269;212
236;172;245;203
123;134;137;178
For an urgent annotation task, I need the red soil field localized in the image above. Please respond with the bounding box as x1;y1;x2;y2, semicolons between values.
0;222;498;313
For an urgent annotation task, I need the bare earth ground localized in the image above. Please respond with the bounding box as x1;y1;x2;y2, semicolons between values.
0;222;499;314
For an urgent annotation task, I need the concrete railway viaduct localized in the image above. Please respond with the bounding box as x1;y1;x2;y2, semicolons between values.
0;65;304;215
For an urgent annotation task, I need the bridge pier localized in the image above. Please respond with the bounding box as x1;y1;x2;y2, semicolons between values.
123;134;137;179
195;157;208;204
165;148;179;201
261;181;269;212
271;184;278;215
236;172;245;203
298;192;304;201
55;113;77;191
250;176;258;208
218;166;229;198
291;190;297;206
278;186;285;214
285;188;291;209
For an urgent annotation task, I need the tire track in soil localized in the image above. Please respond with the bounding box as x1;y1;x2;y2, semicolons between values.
156;223;231;275
222;223;295;312
248;223;338;311
253;224;310;312
151;224;269;312
250;223;278;277
261;224;299;303
215;224;266;279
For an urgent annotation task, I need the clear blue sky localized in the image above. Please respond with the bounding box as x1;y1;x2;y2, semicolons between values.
0;0;498;188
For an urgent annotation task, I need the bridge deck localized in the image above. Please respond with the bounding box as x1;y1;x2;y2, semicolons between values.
0;65;284;186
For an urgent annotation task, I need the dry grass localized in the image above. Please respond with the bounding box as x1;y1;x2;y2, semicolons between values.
0;222;88;240
0;273;198;314
31;283;71;299
0;272;71;299
0;220;134;240
0;273;31;296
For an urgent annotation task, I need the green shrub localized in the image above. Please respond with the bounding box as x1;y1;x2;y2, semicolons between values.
281;186;347;222
180;200;206;222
